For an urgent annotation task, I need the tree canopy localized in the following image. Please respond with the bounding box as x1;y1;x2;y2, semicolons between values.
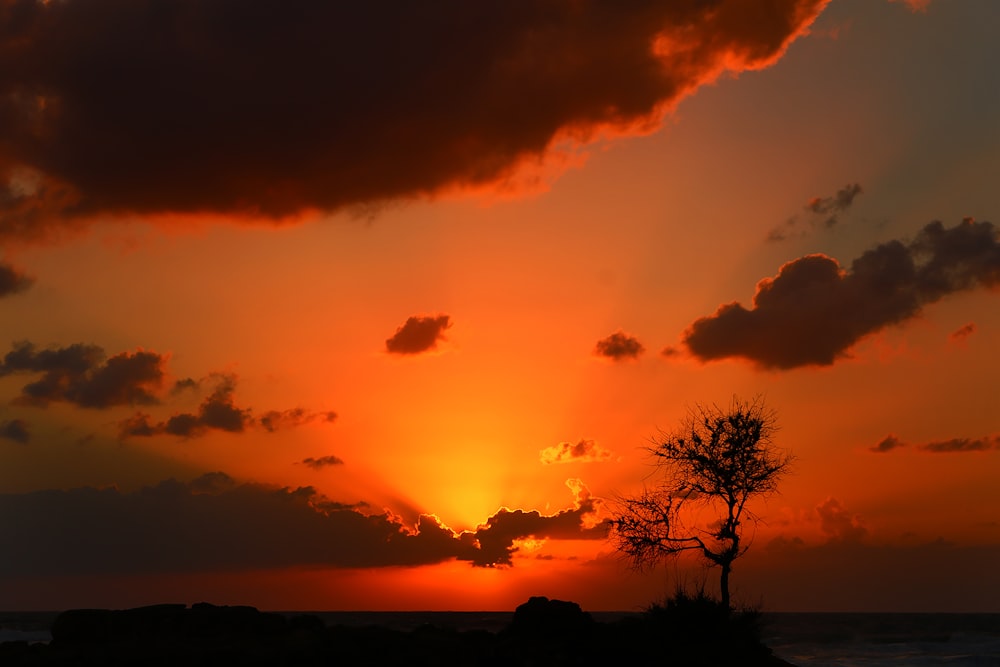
611;396;792;608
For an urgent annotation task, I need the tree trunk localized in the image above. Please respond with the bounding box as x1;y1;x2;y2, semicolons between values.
720;562;731;610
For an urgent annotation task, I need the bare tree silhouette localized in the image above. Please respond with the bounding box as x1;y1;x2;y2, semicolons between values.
611;396;792;609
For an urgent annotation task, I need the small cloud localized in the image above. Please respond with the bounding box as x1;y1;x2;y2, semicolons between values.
0;263;33;298
118;375;336;439
261;408;337;433
767;183;863;242
660;346;681;359
816;497;867;543
300;455;345;469
593;330;644;361
170;378;200;395
949;322;976;342
921;436;1000;453
0;418;30;444
870;434;906;453
540;439;613;465
385;315;452;355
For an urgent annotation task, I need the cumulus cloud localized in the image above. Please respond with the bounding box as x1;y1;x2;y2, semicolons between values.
0;341;165;408
0;0;829;239
0;418;29;443
0;262;32;296
299;455;345;469
0;473;606;575
118;374;335;439
593;331;644;361
890;0;931;12
539;439;613;465
682;219;1000;369
767;183;863;242
816;497;867;543
385;315;451;355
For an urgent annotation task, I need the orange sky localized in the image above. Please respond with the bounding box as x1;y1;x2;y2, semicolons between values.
1;0;999;612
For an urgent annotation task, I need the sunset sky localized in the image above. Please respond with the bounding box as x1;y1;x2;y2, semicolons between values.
1;0;999;613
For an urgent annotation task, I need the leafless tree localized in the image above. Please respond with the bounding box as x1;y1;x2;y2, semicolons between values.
611;396;792;609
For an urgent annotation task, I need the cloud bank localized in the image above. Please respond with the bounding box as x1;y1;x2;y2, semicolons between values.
0;474;607;575
0;0;829;238
683;219;1000;368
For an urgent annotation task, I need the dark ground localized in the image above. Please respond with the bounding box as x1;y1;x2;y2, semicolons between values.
0;596;795;666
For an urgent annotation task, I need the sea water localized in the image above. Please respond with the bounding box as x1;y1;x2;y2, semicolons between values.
762;613;1000;667
2;610;998;666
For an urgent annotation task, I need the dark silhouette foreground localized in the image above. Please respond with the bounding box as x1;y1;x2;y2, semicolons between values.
0;596;794;666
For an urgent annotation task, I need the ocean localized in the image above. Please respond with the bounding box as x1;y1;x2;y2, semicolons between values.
2;610;998;666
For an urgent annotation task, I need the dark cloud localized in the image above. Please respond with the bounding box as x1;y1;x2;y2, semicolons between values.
869;434;905;453
0;417;29;443
949;322;976;342
539;439;612;465
816;497;867;543
0;473;605;575
767;182;863;242
921;436;1000;453
300;455;345;470
0;341;165;408
466;479;608;567
119;374;337;439
0;0;828;238
683;219;1000;369
870;432;1000;454
806;183;863;220
170;377;199;395
593;331;644;361
0;262;32;296
260;408;337;433
385;315;451;355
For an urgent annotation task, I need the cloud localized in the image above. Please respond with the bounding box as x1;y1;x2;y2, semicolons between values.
0;341;165;408
682;219;1000;369
767;182;863;242
466;479;608;567
261;408;337;433
539;439;613;465
118;375;335;439
921;436;1000;453
949;322;976;342
0;0;829;239
870;432;1000;454
869;434;905;453
593;331;644;361
0;418;29;443
816;497;867;543
0;262;32;297
0;473;606;575
385;315;451;355
299;455;345;470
